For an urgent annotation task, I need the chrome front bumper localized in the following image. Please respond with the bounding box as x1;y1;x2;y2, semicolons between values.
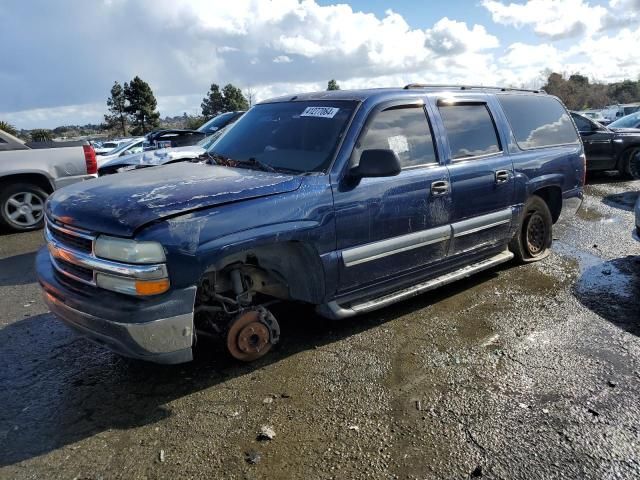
36;247;196;364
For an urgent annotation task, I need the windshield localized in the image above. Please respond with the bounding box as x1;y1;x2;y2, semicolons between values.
108;139;142;155
609;112;640;128
208;100;357;173
197;127;228;149
197;112;238;133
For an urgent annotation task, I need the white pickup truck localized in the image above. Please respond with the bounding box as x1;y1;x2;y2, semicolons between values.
0;129;97;232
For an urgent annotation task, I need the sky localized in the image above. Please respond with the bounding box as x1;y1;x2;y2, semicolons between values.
1;0;639;129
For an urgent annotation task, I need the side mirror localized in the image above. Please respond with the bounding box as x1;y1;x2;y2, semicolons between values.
350;149;401;179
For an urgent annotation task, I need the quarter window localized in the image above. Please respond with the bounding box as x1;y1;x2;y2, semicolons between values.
498;95;580;149
357;106;437;168
438;104;501;159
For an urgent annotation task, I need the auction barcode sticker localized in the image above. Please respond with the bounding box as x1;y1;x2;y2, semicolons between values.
300;106;340;118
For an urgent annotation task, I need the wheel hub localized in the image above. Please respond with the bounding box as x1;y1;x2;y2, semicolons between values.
526;213;545;255
226;307;280;362
4;192;44;227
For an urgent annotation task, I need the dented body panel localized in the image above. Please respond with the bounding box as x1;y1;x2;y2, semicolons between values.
36;87;585;363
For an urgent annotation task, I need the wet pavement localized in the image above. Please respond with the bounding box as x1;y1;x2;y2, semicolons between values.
1;174;639;479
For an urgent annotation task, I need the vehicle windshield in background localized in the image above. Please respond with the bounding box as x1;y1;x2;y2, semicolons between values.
609;111;640;128
208;101;358;173
197;126;229;149
198;111;240;133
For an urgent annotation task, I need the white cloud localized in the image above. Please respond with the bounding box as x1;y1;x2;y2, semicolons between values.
273;55;293;63
482;0;607;39
2;0;640;129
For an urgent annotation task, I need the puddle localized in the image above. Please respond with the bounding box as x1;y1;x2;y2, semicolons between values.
576;206;606;222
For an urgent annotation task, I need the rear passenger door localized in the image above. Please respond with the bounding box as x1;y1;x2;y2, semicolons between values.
433;99;515;256
333;102;452;293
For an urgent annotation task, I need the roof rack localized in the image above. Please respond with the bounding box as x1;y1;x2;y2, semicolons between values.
403;84;545;94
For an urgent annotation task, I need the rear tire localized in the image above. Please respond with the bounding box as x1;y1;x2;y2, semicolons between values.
0;183;48;232
509;195;553;263
618;148;640;179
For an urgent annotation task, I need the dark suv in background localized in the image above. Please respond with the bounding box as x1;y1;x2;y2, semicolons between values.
37;85;584;364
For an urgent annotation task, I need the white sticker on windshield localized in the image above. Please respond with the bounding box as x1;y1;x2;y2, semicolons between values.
300;106;340;119
388;135;409;154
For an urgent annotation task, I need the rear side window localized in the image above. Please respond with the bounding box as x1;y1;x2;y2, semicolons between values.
358;105;437;168
438;104;501;159
498;95;579;149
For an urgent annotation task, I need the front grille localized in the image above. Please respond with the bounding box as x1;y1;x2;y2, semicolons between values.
55;258;94;283
48;226;93;253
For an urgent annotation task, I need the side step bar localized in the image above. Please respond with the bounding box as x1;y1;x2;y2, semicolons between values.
317;250;514;319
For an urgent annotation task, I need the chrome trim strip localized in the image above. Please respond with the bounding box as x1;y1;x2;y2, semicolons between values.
318;250;515;319
451;208;512;238
45;228;167;281
50;255;96;286
342;225;451;267
45;216;95;241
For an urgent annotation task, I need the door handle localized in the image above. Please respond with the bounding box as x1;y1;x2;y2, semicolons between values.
495;170;510;184
431;180;449;196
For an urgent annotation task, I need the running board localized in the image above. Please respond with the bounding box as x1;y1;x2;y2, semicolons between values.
317;250;514;319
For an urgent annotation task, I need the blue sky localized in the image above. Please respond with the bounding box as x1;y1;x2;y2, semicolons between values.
1;0;639;129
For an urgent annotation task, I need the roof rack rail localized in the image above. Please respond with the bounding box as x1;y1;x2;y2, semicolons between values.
403;84;545;94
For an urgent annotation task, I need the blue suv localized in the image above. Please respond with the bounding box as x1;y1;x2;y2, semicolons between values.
36;85;585;364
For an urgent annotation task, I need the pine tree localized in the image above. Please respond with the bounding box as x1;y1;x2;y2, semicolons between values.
124;76;160;135
201;84;226;118
222;84;249;111
104;81;128;136
327;79;340;91
201;83;249;118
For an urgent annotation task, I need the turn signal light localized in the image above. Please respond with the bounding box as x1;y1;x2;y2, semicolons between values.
135;278;170;296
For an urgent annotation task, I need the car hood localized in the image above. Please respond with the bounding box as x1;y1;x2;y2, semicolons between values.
608;127;640;134
99;145;206;171
47;162;302;237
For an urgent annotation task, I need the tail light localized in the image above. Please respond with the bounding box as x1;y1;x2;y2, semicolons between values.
83;145;97;175
580;152;586;185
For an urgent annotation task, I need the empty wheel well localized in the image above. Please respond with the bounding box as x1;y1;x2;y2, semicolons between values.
532;186;562;224
0;173;54;194
199;242;326;305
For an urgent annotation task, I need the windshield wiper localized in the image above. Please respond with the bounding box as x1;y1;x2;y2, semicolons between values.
233;157;277;173
204;151;235;166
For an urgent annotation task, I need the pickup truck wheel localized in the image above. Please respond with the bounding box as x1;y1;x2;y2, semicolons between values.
226;307;280;362
0;183;48;232
509;195;553;263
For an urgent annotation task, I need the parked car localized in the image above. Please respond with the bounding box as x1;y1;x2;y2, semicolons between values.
571;112;640;178
577;109;609;125
601;103;640;123
98;127;230;176
37;85;584;364
95;137;145;167
94;139;131;155
608;111;640;130
0;128;97;231
197;111;245;134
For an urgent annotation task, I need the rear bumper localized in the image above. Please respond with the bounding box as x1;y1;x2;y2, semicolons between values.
557;188;583;223
36;247;196;364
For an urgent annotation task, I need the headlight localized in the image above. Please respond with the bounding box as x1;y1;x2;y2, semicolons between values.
94;235;166;264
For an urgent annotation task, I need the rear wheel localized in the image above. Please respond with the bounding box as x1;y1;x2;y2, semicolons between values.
0;183;48;232
619;148;640;179
509;195;553;263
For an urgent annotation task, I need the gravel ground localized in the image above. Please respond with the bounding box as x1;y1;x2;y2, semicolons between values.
0;174;639;480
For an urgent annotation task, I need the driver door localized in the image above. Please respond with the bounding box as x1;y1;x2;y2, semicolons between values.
572;113;615;169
